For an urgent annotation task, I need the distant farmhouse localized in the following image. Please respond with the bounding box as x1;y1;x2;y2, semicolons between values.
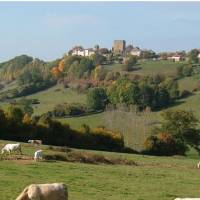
113;40;126;55
130;47;142;57
167;53;185;62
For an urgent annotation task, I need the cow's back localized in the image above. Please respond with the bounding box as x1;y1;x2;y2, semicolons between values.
29;183;67;200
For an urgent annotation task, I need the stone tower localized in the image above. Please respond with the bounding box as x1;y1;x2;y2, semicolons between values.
113;40;126;55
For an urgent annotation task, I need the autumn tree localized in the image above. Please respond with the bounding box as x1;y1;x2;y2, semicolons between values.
58;59;65;72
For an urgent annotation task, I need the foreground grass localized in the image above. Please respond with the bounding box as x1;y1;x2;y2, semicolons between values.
0;140;200;200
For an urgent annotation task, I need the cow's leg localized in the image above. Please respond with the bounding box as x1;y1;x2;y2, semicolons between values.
19;148;22;155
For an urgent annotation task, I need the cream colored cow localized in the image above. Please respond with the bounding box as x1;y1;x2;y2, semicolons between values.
16;183;68;200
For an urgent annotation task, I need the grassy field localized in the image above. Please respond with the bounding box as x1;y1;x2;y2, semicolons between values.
1;84;87;115
27;84;87;115
0;140;200;200
58;112;106;129
105;60;186;76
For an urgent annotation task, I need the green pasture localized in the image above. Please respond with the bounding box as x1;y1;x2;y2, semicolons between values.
0;140;200;200
105;60;186;76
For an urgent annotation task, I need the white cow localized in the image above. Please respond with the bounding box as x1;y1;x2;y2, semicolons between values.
28;140;42;146
16;183;68;200
34;150;43;161
1;143;22;155
197;161;200;169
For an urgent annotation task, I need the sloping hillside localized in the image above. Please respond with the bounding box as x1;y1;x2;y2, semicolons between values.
0;55;33;81
0;55;60;81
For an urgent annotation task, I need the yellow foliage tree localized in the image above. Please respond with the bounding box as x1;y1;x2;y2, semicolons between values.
23;113;32;124
94;65;104;81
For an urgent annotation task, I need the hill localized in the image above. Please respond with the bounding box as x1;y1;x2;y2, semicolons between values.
0;139;200;200
1;56;200;152
0;55;60;81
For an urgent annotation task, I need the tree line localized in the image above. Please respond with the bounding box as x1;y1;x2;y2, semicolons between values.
0;105;125;152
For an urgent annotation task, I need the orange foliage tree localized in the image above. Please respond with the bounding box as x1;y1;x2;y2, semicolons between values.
58;59;65;72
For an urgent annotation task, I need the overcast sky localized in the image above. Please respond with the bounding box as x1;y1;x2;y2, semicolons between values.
0;2;200;62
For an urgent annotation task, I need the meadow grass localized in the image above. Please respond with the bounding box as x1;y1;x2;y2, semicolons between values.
58;112;106;129
0;140;200;200
1;84;87;115
105;60;185;76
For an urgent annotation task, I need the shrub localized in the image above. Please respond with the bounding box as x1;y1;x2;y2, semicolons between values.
52;103;89;117
44;151;137;165
180;90;193;98
182;65;193;77
122;65;134;72
144;133;187;156
0;83;4;90
124;55;137;67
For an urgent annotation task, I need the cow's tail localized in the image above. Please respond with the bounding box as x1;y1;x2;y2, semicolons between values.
15;186;29;200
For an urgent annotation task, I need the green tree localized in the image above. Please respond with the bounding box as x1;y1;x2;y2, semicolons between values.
107;77;140;105
68;57;94;79
17;99;34;115
7;105;24;124
188;49;199;64
87;88;108;111
161;110;200;153
90;53;106;65
0;109;6;132
182;65;193;77
125;55;137;67
138;81;154;109
162;78;179;100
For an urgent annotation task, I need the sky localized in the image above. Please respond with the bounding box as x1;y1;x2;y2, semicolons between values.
0;2;200;62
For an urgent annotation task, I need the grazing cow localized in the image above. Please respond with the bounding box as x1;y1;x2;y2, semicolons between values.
34;150;43;161
1;143;22;155
16;183;68;200
28;140;42;146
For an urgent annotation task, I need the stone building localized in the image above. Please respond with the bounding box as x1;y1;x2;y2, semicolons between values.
113;40;126;55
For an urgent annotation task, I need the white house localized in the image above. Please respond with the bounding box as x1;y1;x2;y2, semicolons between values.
130;48;142;57
84;48;95;57
72;49;85;56
198;53;200;60
168;54;184;62
72;48;95;57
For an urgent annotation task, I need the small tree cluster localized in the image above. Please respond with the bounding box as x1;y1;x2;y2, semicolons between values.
144;110;200;155
107;76;179;111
